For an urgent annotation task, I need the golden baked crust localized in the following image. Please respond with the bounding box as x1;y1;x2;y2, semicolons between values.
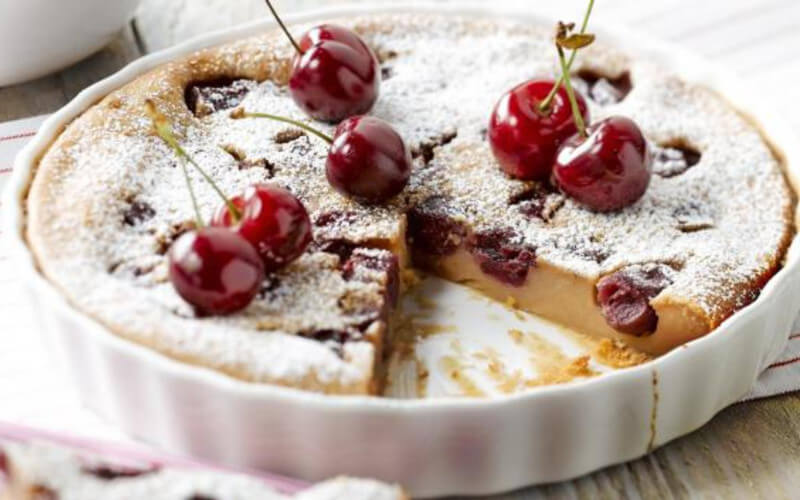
25;14;796;394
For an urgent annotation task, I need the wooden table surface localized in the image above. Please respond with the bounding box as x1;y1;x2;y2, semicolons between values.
2;1;800;498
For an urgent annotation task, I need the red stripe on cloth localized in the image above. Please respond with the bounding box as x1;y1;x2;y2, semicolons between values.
0;131;35;143
0;168;12;174
768;356;800;369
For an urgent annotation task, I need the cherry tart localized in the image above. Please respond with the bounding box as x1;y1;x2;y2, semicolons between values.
25;15;795;395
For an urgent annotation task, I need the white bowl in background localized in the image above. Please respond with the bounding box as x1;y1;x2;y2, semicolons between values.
4;3;800;498
0;0;141;86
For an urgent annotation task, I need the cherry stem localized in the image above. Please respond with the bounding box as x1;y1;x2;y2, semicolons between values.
232;109;334;144
145;100;241;225
538;0;595;112
264;0;303;55
179;157;204;228
556;45;587;138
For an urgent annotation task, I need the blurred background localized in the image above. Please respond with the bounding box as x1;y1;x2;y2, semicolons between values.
137;0;798;73
3;0;799;130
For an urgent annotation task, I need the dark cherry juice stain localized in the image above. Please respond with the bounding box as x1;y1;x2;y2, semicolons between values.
122;200;155;226
314;210;359;228
315;239;358;263
653;143;702;178
673;201;714;232
412;130;458;165
185;78;255;117
407;196;468;257
574;69;632;105
82;463;158;480
508;185;562;222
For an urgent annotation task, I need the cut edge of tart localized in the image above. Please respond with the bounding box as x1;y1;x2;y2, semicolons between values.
24;14;797;395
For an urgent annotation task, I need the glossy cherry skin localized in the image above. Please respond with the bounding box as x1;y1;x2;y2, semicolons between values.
326;115;412;204
290;24;380;122
297;24;370;54
168;227;264;315
488;79;589;181
552;116;651;212
212;185;313;272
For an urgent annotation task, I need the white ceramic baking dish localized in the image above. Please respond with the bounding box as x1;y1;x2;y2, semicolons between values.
4;4;800;498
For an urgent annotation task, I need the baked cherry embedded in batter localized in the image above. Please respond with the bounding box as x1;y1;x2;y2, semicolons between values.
595;265;671;336
169;227;265;316
488;79;589;180
212;185;313;272
552;116;651;212
264;1;380;122
327;115;412;203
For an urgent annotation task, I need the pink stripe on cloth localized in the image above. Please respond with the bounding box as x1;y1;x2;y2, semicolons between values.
0;131;35;143
769;356;800;369
0;421;307;494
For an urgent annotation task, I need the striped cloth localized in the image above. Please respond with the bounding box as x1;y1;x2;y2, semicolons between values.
0;114;798;446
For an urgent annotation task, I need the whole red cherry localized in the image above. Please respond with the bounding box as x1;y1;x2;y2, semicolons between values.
290;24;380;122
488;79;589;181
326;115;412;204
169;227;264;315
552;116;651;212
212;185;312;272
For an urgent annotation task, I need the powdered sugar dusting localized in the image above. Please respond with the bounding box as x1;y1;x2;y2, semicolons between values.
26;15;794;392
2;441;404;499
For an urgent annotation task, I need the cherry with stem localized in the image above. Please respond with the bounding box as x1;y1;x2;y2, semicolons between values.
232;107;411;203
550;26;652;212
264;0;303;55
486;19;592;181
261;0;380;121
538;0;595;113
554;24;589;138
146;104;204;228
145;101;265;316
232;108;333;144
145;100;241;224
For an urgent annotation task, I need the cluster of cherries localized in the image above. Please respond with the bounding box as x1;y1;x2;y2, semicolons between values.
488;18;652;212
147;102;313;315
156;0;652;316
154;1;412;316
256;0;412;203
